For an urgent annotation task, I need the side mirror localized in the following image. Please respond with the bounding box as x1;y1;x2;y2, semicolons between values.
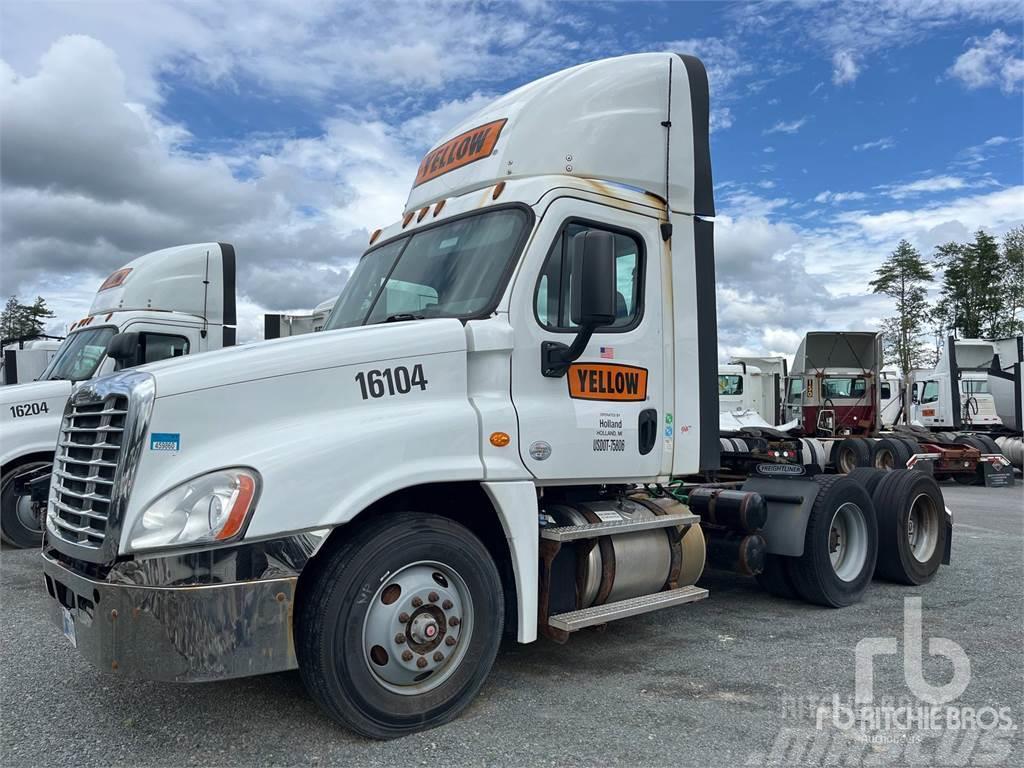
106;332;140;370
542;231;618;377
569;230;617;328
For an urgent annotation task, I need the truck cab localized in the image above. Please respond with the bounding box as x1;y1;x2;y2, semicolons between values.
1;337;63;385
783;332;881;436
910;338;1003;430
39;53;946;740
0;243;236;547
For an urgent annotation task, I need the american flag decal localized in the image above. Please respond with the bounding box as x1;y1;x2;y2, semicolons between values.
600;346;614;359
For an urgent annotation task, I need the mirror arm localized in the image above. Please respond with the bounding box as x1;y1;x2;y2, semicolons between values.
541;324;596;378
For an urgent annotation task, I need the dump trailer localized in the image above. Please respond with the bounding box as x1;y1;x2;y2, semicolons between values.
40;53;950;739
0;244;237;547
1;336;63;385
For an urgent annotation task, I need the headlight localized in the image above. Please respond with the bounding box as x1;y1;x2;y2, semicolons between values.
129;468;260;551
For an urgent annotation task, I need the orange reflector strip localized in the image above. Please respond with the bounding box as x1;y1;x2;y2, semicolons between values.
489;432;511;447
492;181;506;200
369;228;382;245
433;200;446;217
98;268;132;291
215;474;257;541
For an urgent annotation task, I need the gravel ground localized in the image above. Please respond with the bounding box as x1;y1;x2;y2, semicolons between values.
2;482;1021;767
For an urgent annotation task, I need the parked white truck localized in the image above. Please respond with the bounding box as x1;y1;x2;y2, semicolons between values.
40;53;949;739
1;244;237;547
1;336;63;385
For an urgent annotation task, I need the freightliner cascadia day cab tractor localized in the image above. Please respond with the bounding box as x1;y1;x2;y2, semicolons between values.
40;53;951;739
0;244;237;547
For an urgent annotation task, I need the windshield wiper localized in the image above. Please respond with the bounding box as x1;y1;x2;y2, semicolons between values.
382;313;424;323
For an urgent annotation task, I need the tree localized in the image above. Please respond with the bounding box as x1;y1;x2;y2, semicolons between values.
933;229;1006;339
998;225;1024;337
0;295;55;340
870;239;933;376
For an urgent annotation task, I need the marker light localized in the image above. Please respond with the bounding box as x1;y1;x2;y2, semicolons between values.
369;228;382;245
490;432;511;447
492;181;506;200
433;200;446;217
98;268;132;291
129;468;259;552
402;212;414;228
417;206;429;222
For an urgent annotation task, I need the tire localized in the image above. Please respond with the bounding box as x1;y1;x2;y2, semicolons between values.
955;436;986;485
872;471;946;585
872;438;910;471
972;434;1000;455
755;553;799;600
834;438;871;474
0;461;51;549
296;512;504;739
784;475;878;608
846;467;888;496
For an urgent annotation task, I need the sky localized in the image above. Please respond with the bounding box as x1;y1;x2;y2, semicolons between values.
1;0;1022;356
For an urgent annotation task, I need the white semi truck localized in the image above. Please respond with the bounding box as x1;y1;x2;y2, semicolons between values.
263;296;338;339
910;337;1006;431
40;53;950;739
1;244;237;547
1;336;63;385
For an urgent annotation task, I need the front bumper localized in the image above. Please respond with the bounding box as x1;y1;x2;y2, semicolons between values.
42;553;298;682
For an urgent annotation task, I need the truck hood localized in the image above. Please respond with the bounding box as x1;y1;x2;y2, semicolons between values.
0;378;72;406
143;319;470;398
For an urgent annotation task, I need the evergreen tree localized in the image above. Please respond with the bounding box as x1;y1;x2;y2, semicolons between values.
870;240;932;376
0;295;56;340
998;226;1024;337
933;230;1005;339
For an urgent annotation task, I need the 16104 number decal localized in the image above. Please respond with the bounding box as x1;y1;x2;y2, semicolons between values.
355;364;428;400
9;401;49;418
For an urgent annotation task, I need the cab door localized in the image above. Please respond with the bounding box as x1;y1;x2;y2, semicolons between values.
509;199;665;482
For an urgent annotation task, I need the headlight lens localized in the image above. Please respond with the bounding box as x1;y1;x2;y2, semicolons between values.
129;468;259;551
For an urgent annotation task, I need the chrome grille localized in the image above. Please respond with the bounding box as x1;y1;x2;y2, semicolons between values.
49;396;129;548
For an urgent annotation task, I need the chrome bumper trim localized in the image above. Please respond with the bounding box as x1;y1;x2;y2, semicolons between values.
42;553;297;682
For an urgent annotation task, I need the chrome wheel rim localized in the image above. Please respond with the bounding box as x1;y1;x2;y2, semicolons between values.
907;493;939;562
828;502;869;582
838;447;857;474
874;448;894;471
362;561;472;695
9;463;49;534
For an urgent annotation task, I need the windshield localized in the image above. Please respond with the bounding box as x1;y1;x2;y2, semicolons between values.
40;327;115;382
823;377;867;399
719;374;743;395
962;379;990;394
325;208;530;330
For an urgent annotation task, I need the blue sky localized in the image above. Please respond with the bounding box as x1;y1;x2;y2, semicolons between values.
1;1;1022;353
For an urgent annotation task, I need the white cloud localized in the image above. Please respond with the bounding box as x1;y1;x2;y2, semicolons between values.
763;117;807;135
814;190;868;204
948;29;1024;92
853;137;895;151
832;50;860;85
879;175;969;199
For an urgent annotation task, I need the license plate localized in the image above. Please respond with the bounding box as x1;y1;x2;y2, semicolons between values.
61;606;77;648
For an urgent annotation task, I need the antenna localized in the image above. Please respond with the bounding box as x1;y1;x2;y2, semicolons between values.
200;249;210;339
660;57;673;242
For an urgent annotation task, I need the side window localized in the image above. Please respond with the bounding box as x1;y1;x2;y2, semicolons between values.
719;374;743;395
880;382;892;399
534;222;644;331
786;378;803;403
139;333;190;365
921;381;939;403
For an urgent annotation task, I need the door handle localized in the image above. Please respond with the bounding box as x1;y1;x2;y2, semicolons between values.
638;408;657;455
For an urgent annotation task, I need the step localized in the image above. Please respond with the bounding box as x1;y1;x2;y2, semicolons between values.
540;512;699;542
547;585;709;632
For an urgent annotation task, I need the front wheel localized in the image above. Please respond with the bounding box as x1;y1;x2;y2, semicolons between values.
0;461;51;549
296;512;504;739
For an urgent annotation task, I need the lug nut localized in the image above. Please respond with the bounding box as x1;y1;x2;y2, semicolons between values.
411;596;423;608
402;650;413;662
395;633;406;644
442;599;453;610
445;636;456;647
398;612;410;623
416;656;428;669
428;592;439;603
449;616;460;627
433;651;444;662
